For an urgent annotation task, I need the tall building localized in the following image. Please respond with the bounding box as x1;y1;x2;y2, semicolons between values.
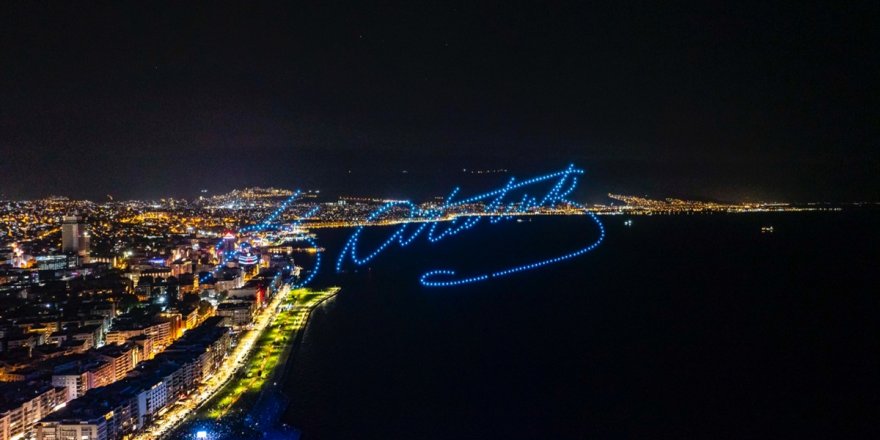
222;231;236;255
61;215;90;262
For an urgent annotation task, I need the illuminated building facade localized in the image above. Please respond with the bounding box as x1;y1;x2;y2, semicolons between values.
61;215;90;263
0;383;67;440
36;318;230;440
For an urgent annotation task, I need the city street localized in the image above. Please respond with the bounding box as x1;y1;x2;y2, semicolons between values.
131;286;339;440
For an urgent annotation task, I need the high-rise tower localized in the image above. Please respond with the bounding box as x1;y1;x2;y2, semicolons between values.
62;215;90;263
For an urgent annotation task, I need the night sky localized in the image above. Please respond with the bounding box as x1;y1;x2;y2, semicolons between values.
1;2;877;202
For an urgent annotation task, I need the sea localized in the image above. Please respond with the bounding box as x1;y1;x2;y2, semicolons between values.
280;211;878;439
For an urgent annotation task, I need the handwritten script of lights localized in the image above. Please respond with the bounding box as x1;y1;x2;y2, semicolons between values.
335;164;605;287
199;192;322;288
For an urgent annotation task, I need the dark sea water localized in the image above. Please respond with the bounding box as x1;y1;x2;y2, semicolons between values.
282;212;878;439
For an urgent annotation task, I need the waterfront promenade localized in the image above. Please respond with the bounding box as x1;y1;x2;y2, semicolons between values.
132;286;339;440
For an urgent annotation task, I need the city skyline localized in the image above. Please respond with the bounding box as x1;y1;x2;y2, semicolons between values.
1;181;875;206
0;2;876;439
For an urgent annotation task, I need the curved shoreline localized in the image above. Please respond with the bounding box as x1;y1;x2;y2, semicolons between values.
248;287;342;436
161;286;340;439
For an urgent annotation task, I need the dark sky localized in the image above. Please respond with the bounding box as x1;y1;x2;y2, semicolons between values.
1;2;877;202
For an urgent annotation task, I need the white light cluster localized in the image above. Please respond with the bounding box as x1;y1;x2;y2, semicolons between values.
201;191;323;287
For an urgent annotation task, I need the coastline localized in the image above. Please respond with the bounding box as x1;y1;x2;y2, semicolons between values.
248;287;342;437
162;286;340;440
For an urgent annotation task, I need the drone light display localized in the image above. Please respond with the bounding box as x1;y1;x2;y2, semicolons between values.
198;191;322;287
335;164;605;287
203;164;603;289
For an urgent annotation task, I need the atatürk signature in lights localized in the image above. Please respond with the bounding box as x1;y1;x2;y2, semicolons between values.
335;164;605;287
